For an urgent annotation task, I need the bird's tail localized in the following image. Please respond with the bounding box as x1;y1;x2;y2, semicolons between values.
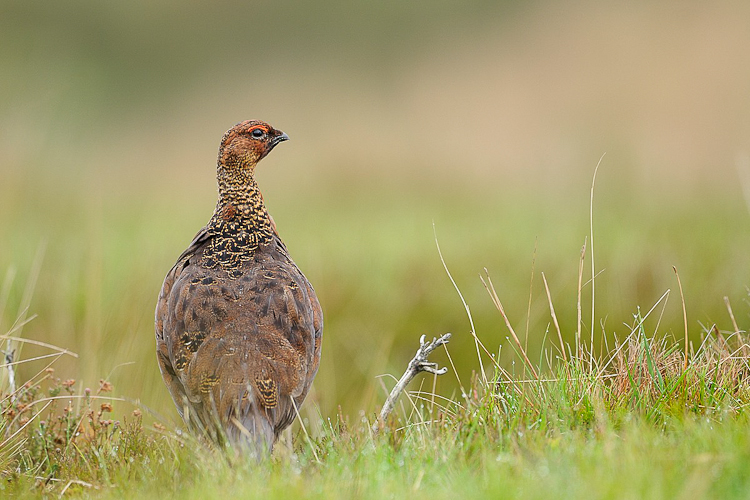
227;405;275;459
181;390;275;459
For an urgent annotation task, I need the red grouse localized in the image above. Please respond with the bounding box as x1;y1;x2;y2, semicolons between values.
155;121;322;455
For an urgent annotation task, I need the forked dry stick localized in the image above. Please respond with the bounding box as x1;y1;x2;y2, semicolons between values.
372;333;451;435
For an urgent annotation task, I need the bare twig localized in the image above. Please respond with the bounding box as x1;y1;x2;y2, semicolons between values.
372;333;451;434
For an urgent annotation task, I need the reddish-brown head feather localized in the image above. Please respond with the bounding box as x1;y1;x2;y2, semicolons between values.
218;120;288;170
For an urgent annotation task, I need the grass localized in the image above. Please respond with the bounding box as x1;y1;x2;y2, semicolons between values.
3;170;749;420
2;210;750;497
3;1;750;496
3;311;750;498
1;113;748;500
1;165;749;498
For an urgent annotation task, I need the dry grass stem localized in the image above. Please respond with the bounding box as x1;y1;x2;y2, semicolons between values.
434;224;488;385
524;240;537;352
725;296;741;334
481;271;539;379
290;396;321;463
589;154;605;371
0;352;75;370
542;272;567;362
673;266;689;371
0;335;78;357
577;238;587;360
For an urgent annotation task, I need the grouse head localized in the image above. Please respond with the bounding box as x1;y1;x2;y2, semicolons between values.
218;120;289;171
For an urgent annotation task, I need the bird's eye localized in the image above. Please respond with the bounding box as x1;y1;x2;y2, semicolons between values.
251;128;264;139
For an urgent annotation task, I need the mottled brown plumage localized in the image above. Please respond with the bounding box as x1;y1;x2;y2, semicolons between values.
155;120;322;455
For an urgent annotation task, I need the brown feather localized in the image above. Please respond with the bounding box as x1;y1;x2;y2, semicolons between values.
155;121;322;455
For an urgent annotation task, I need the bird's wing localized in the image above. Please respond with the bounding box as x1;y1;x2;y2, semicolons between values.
299;276;323;400
154;225;214;416
156;254;319;438
175;226;213;268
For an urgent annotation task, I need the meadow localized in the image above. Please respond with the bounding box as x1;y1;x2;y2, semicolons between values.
2;0;750;497
2;165;750;498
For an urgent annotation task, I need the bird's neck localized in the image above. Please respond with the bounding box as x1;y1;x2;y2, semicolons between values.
210;167;274;238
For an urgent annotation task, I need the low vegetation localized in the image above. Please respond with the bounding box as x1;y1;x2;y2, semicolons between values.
2;261;749;498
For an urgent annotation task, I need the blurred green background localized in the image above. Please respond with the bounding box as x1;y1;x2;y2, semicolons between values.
1;0;749;425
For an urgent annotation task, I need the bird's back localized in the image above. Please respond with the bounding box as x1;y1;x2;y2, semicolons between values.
156;226;322;453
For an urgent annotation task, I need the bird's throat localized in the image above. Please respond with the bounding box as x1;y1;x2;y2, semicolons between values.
199;168;275;276
210;169;274;243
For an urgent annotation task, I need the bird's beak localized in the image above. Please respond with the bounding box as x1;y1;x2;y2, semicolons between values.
271;132;289;146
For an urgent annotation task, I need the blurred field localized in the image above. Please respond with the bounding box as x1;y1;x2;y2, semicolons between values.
1;0;750;429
